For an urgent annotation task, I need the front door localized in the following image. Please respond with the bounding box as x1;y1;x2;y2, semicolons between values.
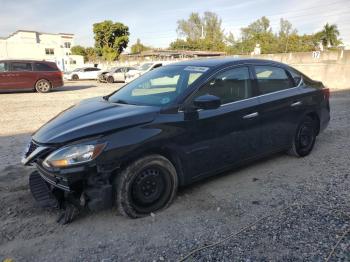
180;66;262;179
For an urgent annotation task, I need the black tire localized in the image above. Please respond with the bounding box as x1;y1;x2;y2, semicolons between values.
35;79;51;93
72;74;79;81
114;155;178;218
288;116;317;157
107;76;114;83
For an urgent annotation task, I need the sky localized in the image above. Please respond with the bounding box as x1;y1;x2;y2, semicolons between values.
0;0;349;49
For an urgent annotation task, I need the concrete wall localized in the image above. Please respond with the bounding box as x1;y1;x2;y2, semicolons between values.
242;50;350;90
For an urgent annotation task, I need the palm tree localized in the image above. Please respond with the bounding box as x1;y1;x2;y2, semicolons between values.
317;23;341;48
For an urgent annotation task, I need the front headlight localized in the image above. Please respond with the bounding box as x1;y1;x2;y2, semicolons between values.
43;143;106;168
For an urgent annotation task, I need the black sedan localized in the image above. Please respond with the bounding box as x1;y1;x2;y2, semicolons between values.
22;58;330;223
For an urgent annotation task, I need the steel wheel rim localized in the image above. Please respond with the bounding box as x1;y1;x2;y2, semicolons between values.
298;123;314;150
131;167;166;206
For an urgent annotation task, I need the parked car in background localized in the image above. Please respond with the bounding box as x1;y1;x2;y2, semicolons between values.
98;66;137;83
0;60;63;93
22;58;330;223
125;62;164;83
64;67;101;80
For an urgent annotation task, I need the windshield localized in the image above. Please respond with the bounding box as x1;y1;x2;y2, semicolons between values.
138;63;154;71
108;65;207;106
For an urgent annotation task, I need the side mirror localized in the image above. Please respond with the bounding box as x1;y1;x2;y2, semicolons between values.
193;94;221;110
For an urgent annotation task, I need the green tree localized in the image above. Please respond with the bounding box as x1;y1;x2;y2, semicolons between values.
173;11;225;51
177;12;202;41
71;45;86;56
93;20;129;61
239;16;277;54
278;18;298;53
316;23;342;48
71;45;89;62
130;39;150;54
85;47;98;62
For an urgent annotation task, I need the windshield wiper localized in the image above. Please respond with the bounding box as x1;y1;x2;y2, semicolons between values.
113;99;129;105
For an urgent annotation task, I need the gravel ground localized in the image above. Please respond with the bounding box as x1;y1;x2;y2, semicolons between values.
0;81;349;261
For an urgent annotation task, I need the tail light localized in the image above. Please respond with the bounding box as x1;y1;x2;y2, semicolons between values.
322;88;330;100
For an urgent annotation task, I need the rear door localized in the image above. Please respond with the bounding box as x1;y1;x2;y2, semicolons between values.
113;68;125;81
9;61;35;89
90;68;101;79
253;64;302;152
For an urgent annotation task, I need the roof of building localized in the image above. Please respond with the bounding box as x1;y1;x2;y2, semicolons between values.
0;30;74;40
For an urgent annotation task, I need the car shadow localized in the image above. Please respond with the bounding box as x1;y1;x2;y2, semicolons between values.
53;85;97;92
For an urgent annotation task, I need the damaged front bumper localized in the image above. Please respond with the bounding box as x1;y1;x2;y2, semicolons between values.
31;162;114;211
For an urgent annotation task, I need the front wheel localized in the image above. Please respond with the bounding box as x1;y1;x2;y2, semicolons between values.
114;155;178;218
288;116;317;157
35;79;51;93
107;76;114;83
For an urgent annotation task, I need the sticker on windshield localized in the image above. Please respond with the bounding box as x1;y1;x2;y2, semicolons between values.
184;66;209;72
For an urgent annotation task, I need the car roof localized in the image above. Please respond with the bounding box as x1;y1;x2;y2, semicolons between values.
0;59;55;64
171;57;289;69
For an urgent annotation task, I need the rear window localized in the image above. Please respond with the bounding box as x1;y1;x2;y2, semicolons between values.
33;62;58;71
11;62;32;71
255;65;293;94
288;69;302;86
0;62;9;72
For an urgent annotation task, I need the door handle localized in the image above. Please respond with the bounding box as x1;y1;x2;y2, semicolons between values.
243;112;259;119
291;101;302;107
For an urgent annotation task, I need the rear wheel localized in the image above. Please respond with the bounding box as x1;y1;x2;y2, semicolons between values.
72;74;79;81
288;116;317;157
35;79;51;93
114;155;178;218
107;76;114;83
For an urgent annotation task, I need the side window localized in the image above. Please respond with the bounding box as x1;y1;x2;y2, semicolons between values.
255;65;293;94
0;62;8;72
115;68;122;73
33;63;56;71
194;67;253;104
11;62;32;71
288;69;302;86
151;64;162;71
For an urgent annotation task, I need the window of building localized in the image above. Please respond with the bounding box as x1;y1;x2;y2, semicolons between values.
70;60;76;65
255;66;293;95
11;62;32;71
64;42;71;48
45;48;55;55
194;67;253;104
0;62;8;72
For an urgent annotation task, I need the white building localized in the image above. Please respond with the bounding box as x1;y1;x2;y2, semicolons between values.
0;30;84;71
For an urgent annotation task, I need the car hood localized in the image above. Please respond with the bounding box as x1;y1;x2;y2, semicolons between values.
33;97;159;144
